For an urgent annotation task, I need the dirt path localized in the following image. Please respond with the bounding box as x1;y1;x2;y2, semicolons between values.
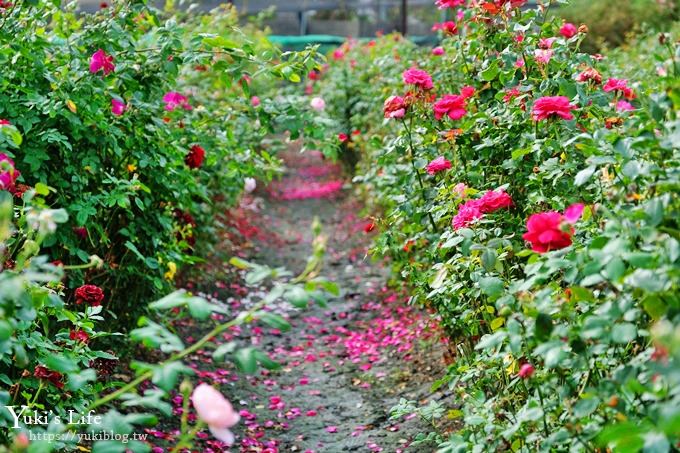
149;149;449;452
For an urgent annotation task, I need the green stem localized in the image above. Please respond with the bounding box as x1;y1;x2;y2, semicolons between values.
402;118;438;234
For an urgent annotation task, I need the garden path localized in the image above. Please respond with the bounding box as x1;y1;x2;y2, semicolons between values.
152;147;449;452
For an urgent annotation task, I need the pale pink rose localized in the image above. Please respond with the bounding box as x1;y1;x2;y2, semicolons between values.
616;100;635;112
453;183;467;197
563;203;584;224
534;49;553;64
310;97;326;111
192;384;240;444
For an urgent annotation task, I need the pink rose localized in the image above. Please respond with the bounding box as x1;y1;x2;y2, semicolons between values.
0;153;20;193
603;78;635;100
616;100;635;112
560;22;577;39
163;92;191;111
432;46;445;56
461;86;475;99
534;49;553;64
192;384;240;444
576;68;602;84
452;200;483;229
433;94;467;120
89;49;115;76
111;98;126;116
478;189;513;213
383;95;407;119
402;68;433;90
426;156;452;175
518;363;535;378
250;96;260;107
431;21;458;35
531;96;577;121
435;0;465;8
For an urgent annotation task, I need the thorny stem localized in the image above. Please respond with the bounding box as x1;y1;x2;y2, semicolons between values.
536;385;550;437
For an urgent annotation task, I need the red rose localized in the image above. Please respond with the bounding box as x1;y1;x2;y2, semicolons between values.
75;284;105;306
34;366;64;389
518;363;535;378
185;144;205;169
70;329;90;343
522;211;573;253
363;222;376;233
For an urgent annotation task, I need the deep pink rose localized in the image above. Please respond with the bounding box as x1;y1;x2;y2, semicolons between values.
461;86;475;99
192;384;240;444
111;98;126;116
250;96;260;107
163;92;191;111
452;200;483;229
402;68;433;90
478;189;513;213
522;211;573;253
0;153;20;192
518;363;534;378
434;95;467;120
426;156;452;175
435;0;465;8
89;49;115;76
503;87;521;103
431;21;458;35
603;78;635;100
531;96;577;121
338;133;349;142
560;22;577;38
332;49;345;60
383;95;407;119
432;46;445;56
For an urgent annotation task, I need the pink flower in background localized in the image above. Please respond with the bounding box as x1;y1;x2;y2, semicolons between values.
518;363;535;378
576;68;602;84
514;33;525;43
310;97;326;111
383;95;406;119
461;86;475;99
163;92;191;111
560;22;577;38
478;189;513;212
453;183;467;197
89;49;115;75
250;96;261;107
435;0;465;8
332;49;345;60
431;21;458;35
426;156;452;175
338;133;349;142
538;37;556;49
111;98;126;116
603;78;635;99
563;203;584;224
534;48;553;64
503;87;521;103
402;68;433;90
192;384;240;445
532;96;577;121
0;153;20;192
0;119;10;126
515;57;525;68
432;46;445;56
616;100;635;112
433;94;467;120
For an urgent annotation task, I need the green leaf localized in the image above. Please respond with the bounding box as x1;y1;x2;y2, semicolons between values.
234;347;258;374
256;312;291;332
575;166;596;186
479;277;504;299
611;323;637;344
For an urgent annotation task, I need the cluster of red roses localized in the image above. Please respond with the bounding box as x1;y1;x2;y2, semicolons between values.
452;189;513;229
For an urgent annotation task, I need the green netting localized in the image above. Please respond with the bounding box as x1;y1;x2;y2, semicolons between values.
268;35;439;52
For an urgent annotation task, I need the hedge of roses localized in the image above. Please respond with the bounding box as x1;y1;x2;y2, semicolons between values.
310;1;679;451
0;1;324;327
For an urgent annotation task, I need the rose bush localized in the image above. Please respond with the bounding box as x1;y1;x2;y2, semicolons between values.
0;1;324;327
315;1;679;450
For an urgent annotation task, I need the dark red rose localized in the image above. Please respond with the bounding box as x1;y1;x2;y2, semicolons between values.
185;145;205;169
34;366;64;389
75;284;104;306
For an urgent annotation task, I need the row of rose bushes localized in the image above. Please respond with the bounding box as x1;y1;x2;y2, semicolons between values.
1;1;333;450
307;1;679;451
